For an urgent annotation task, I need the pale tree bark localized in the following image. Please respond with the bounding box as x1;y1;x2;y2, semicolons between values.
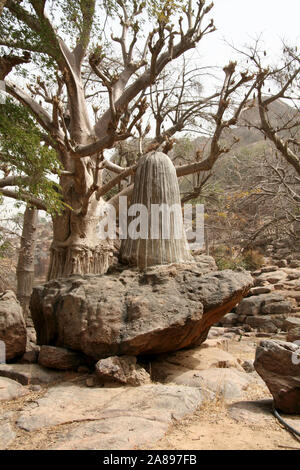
2;1;260;279
16;205;38;323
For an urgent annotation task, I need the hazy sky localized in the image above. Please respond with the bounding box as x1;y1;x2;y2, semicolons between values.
197;0;300;65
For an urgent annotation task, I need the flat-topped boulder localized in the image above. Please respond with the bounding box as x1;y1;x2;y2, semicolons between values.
254;340;300;413
30;261;252;359
0;290;27;360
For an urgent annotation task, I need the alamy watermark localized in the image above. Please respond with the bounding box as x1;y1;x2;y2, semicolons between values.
97;197;204;250
0;80;5;104
0;340;5;364
292;340;300;365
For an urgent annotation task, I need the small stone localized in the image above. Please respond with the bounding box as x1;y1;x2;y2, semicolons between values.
29;384;42;392
0;377;29;402
250;286;274;295
289;260;300;268
95;356;151;386
77;365;90;374
86;377;95;387
242;360;255;373
256;332;273;338
220;313;239;326
261;266;278;273
287;327;300;343
38;345;86;371
277;260;288;268
20;350;39;364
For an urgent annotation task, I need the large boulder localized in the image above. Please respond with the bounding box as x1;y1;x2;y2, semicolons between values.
0;290;27;360
30;261;252;359
236;292;287;317
254;340;300;413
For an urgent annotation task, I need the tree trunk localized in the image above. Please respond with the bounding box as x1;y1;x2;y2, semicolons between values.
47;172;113;280
16;205;38;323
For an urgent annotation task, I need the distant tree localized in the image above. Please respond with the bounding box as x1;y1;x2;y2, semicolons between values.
0;99;63;316
234;40;300;176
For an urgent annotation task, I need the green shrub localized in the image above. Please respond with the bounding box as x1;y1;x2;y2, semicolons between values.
241;249;265;270
212;245;264;271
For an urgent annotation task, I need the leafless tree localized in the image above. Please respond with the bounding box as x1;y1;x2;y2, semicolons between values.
0;1;261;279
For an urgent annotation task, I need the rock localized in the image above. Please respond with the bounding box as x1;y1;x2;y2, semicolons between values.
0;422;16;449
201;338;229;351
287;327;300;343
86;377;95;387
255;332;274;338
30;263;252;359
29;384;42;392
283;317;300;331
95;356;150;386
255;271;287;285
289;260;300;268
220;313;239;326
16;382;208;449
26;327;36;344
152;347;243;383
77;365;90;374
252;270;262;276
228;399;274;425
0;377;29;402
261;266;278;273
166;368;260;400
191;255;218;273
254;340;300;413
38;345;87;371
245;317;277;333
287;272;300;281
242;360;255;373
0;290;26;360
207;327;227;338
250;286;274;295
236;293;284;317
276;260;288;268
261;301;293;315
0;363;75;385
20;350;39;364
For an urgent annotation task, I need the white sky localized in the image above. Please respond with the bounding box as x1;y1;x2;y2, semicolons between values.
197;0;300;65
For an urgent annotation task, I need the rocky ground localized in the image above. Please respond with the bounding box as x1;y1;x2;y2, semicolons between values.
0;328;299;450
1;247;300;450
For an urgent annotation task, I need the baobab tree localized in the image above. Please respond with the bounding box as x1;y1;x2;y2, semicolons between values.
0;0;259;279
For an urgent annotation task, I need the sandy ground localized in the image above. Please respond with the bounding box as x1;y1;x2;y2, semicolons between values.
145;400;300;450
144;336;300;451
2;335;300;450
